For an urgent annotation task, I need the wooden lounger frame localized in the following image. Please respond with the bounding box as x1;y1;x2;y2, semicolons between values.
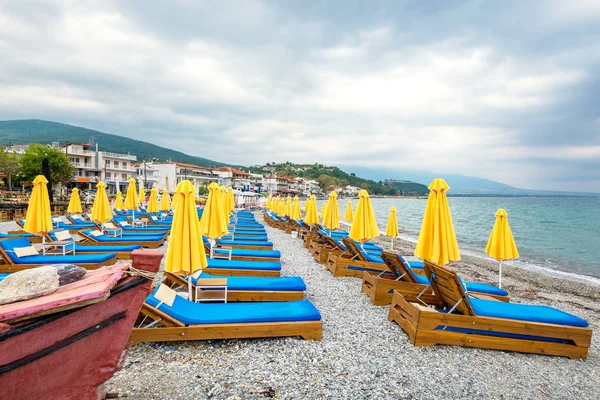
164;272;303;302
326;238;386;277
130;303;322;343
362;251;509;306
310;234;344;264
215;241;273;251
101;220;171;235
204;243;280;262
78;231;165;249
387;261;592;359
0;244;117;272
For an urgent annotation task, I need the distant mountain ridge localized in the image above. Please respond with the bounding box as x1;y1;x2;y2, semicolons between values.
0;119;232;167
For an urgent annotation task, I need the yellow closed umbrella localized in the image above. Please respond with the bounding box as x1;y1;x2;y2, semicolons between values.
323;191;340;230
124;178;138;210
343;201;353;223
219;186;229;226
386;207;399;250
304;196;319;225
114;191;124;210
266;194;272;210
23;175;53;239
284;196;292;217
415;178;460;266
272;198;278;214
485;209;519;288
275;198;283;216
147;187;159;213
160;189;171;211
227;187;235;212
200;182;229;239
349;190;380;243
320;201;328;223
67;188;82;214
138;182;146;204
290;196;301;220
91;181;112;223
165;179;208;298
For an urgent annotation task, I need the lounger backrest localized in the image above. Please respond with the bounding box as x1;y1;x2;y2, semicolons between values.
341;238;368;262
424;261;475;316
323;235;344;251
0;237;37;263
380;251;418;282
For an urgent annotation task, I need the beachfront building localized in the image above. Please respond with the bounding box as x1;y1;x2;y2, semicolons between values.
342;185;361;196
294;177;320;196
134;162;160;189
263;176;297;196
215;167;264;192
152;162;218;194
61;142;136;193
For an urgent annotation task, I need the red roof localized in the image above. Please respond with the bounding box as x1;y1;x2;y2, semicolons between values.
169;161;212;171
217;167;249;176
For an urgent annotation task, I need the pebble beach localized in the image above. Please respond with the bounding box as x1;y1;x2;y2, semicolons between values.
2;218;598;399
96;215;600;400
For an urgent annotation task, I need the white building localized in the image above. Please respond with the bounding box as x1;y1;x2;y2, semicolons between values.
152;162;218;194
62;142;136;193
343;185;361;196
134;161;160;189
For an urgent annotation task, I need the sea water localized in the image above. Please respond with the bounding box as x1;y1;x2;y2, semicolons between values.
315;197;600;281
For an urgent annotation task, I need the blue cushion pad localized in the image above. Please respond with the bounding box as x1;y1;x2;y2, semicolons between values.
75;244;142;252
0;238;116;264
82;230;164;242
206;259;281;271
192;273;305;291
469;296;588;327
221;235;268;242
56;222;96;229
146;291;320;325
213;249;281;258
411;275;507;296
216;240;273;247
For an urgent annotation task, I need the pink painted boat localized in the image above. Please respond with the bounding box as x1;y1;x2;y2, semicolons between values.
0;249;163;400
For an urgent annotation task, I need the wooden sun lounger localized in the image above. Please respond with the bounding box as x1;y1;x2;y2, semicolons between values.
388;261;592;359
42;233;135;260
214;241;273;251
326;238;386;277
362;252;509;306
78;231;165;249
130;304;322;344
163;272;304;302
0;245;117;273
204;244;280;262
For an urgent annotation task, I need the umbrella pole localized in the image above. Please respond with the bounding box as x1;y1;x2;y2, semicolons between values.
499;261;502;288
390;237;394;251
188;275;193;301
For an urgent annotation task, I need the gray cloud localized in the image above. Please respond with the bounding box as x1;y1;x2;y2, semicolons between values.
0;0;599;191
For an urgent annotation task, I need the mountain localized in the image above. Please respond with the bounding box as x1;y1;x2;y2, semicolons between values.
249;163;429;196
339;165;599;196
0;119;232;167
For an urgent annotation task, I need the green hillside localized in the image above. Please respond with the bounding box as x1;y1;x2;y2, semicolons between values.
249;162;429;196
0;119;231;167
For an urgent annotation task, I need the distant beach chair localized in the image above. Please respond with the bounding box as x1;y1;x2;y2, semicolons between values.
79;230;166;249
361;251;509;306
130;284;322;343
46;230;141;260
388;261;592;359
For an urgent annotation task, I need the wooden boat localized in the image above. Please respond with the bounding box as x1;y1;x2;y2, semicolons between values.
0;249;163;400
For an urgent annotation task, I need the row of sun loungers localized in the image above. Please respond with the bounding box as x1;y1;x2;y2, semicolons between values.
265;210;592;359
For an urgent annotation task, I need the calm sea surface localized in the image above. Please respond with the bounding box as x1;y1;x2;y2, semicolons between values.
315;197;600;279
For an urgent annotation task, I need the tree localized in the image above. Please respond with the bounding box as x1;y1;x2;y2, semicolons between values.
18;144;75;185
0;147;21;192
198;185;209;196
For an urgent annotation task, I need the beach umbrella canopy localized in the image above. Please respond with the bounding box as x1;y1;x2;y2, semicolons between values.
219;185;229;225
147;187;159;213
227;187;235;212
322;191;340;230
67;188;82;214
344;201;353;222
485;209;519;288
200;182;229;239
415;178;460;266
124;178;138;210
91;181;112;223
285;196;292;217
165;180;208;297
266;194;272;210
114;191;124;210
290;196;302;220
138;181;146;204
160;189;171;211
386;207;399;237
305;196;319;225
349;190;379;242
23;175;53;236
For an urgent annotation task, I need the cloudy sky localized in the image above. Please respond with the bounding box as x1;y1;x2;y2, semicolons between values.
1;1;599;191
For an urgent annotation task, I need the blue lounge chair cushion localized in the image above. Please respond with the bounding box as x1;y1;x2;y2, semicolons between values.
76;244;142;252
213;248;280;258
82;230;164;242
146;291;320;325
56;222;95;229
221;235;268;242
0;233;36;238
191;273;305;291
216;239;273;247
469;296;588;327
0;238;116;264
411;274;508;297
206;259;281;271
367;253;423;269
